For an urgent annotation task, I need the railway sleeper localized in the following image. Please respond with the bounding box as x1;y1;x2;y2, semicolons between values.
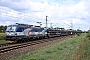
13;47;18;49
27;44;31;46
22;45;27;47
18;46;23;48
30;43;38;45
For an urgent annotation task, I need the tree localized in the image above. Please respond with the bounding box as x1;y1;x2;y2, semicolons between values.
0;25;7;33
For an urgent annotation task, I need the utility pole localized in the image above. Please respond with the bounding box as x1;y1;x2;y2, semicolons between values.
50;23;53;28
71;22;73;30
46;16;48;28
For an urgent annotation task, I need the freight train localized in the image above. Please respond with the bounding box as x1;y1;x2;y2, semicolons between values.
5;23;81;43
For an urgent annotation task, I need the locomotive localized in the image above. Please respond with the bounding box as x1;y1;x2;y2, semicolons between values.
5;23;79;43
5;23;45;42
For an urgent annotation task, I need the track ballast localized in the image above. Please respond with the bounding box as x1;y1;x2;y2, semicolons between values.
0;36;68;54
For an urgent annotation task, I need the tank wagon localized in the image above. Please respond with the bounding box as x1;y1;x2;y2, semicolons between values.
5;23;80;43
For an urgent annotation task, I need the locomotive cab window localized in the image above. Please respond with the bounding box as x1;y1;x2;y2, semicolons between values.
6;25;16;32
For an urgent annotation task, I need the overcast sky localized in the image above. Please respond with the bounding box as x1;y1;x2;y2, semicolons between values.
0;0;90;31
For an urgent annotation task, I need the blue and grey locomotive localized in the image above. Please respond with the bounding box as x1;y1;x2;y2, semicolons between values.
5;23;45;43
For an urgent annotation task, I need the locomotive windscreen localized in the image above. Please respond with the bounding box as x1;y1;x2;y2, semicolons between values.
6;25;16;32
6;25;25;32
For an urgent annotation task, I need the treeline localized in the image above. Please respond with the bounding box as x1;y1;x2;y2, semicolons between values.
0;26;7;33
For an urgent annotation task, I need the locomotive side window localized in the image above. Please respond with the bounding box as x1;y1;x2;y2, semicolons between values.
36;28;42;32
31;28;35;32
16;27;25;32
35;28;39;32
31;28;42;32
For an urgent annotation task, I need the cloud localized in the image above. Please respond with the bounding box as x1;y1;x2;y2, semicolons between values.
0;0;31;12
0;0;90;30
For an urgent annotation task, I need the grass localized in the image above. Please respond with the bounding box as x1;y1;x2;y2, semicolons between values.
73;33;90;60
73;39;90;60
0;40;8;44
0;33;8;44
9;33;89;60
0;33;5;39
86;32;90;39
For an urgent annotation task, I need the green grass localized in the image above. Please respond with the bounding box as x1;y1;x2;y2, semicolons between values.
0;40;8;44
0;33;5;39
86;32;90;39
73;33;90;60
0;33;7;44
9;33;89;60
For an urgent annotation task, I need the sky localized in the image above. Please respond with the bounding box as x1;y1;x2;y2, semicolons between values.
0;0;90;31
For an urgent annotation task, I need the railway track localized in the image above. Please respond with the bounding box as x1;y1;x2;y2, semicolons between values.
0;43;14;47
0;36;67;54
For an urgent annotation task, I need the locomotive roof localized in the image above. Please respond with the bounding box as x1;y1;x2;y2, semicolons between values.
8;24;33;28
8;25;26;27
